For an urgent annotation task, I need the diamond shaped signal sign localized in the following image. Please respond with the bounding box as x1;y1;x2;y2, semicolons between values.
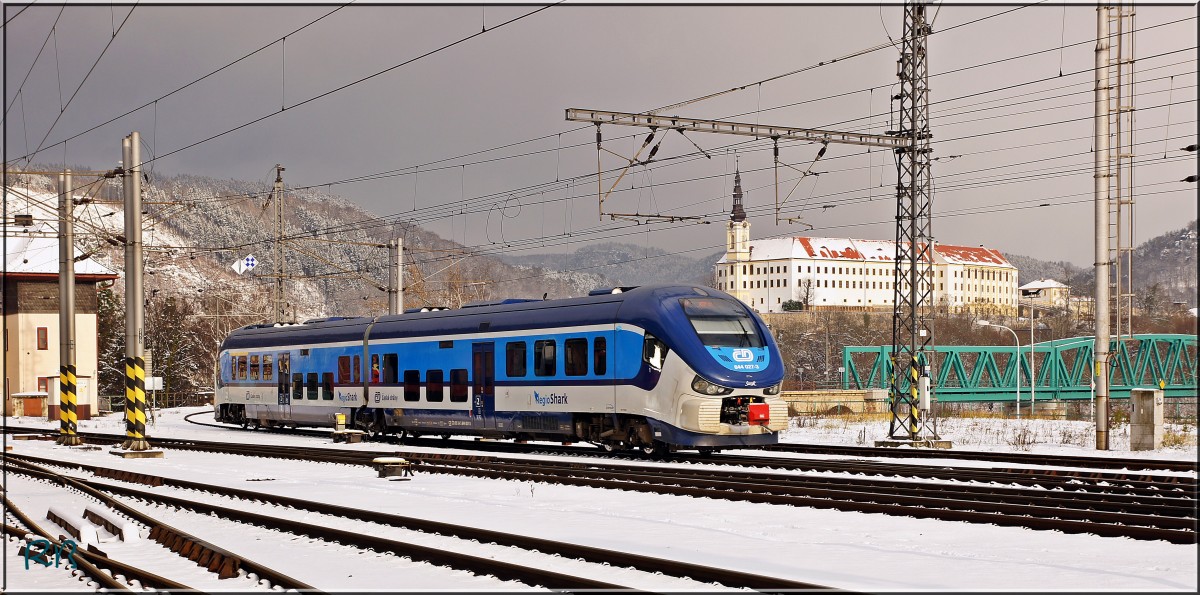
231;254;258;275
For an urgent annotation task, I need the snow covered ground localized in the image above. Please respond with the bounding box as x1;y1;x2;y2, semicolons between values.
3;407;1197;592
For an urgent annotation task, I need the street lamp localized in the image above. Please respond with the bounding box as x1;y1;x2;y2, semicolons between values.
977;319;1021;420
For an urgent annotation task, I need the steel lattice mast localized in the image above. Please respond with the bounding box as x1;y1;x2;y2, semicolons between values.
566;1;941;444
887;1;938;442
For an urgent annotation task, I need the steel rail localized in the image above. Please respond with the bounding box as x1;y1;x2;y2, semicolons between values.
2;495;143;591
3;457;319;591
416;460;1197;544
414;458;1198;531
182;412;1200;475
38;425;1196;492
423;456;1198;521
761;442;1199;473
7;452;837;591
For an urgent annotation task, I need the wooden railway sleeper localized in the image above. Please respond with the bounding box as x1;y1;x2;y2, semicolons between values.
148;524;240;579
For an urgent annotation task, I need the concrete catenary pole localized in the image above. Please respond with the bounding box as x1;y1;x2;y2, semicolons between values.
1094;7;1112;450
388;238;402;315
57;170;82;446
123;132;150;451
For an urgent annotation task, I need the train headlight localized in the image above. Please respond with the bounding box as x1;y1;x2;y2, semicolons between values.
692;375;733;396
764;384;781;395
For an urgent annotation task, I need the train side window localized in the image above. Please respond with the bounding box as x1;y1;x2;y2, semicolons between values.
383;353;399;384
564;338;587;376
337;356;351;384
534;340;556;376
292;373;303;400
643;333;668;371
426;369;444;402
249;355;260;381
593;337;607;376
322;372;334;400
263;355;274;381
237;356;247;380
352;355;361;383
403;370;421;402
505;342;527;377
306;373;318;400
449;369;468;402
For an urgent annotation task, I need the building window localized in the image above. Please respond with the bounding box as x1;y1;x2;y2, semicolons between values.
37;327;48;350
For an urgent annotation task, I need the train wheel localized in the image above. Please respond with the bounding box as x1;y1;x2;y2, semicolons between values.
440;433;452;441
640;441;666;460
601;442;619;453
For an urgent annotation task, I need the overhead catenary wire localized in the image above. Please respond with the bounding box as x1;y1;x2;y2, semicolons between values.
8;3;562;170
7;7;1190;287
25;3;139;166
3;4;66;121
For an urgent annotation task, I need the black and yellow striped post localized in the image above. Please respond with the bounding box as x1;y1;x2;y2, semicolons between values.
56;364;82;446
122;356;151;450
57;169;83;447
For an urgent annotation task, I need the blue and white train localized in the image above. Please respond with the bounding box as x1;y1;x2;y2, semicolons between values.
214;285;788;454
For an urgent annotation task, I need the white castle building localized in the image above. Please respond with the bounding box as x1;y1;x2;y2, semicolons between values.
715;169;1018;315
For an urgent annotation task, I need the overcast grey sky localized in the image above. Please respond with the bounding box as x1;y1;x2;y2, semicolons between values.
5;1;1197;267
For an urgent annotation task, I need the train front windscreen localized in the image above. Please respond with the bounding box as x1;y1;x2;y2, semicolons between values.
680;297;765;350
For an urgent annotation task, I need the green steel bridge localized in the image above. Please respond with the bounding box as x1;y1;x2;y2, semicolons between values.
842;334;1197;402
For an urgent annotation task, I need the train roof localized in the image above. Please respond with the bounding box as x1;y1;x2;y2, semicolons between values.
366;285;718;341
219;285;739;351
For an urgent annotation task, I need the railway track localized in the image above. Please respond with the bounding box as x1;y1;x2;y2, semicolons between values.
5;451;835;591
181;411;1200;474
8;427;1197;544
760;442;1199;473
2;457;311;592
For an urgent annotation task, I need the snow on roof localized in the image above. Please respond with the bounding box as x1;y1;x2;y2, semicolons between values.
1018;279;1068;291
933;244;1012;267
3;228;117;277
722;236;1014;267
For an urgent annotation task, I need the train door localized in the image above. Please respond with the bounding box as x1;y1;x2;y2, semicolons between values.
472;342;496;428
276;353;291;406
